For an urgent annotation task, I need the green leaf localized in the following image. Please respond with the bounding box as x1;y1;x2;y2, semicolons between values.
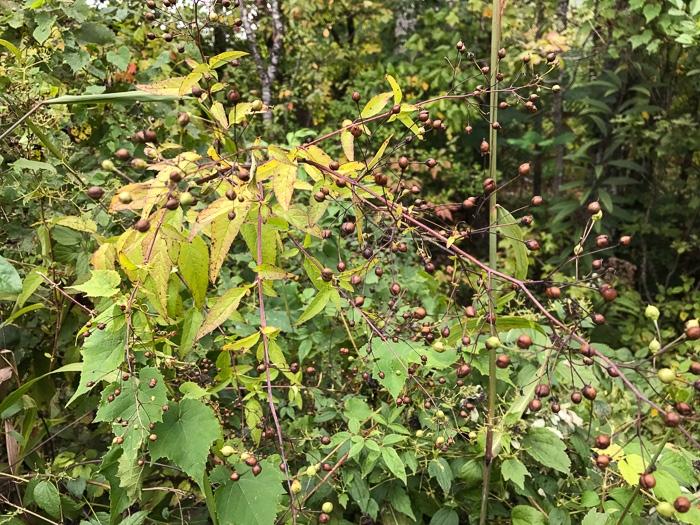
548;508;571;525
179;236;209;308
428;457;453;493
106;45;131;70
295;288;330;325
196;287;247;341
67;270;121;297
11;158;57;175
652;469;681;501
382;447;407;484
0;255;22;294
73;22;115;45
95;367;167;456
33;14;57;44
68;311;128;406
17;267;47;308
522;427;571;474
211;460;285;525
367;340;408;400
180;307;204;359
389;484;416;520
136;77;189;97
34;481;61;519
643;3;661;21
458;458;483;483
148;398;222;483
496;206;528;280
501;458;528;490
511;505;546;525
581;490;600;507
0;39;21;63
361;92;393;118
430;508;459;525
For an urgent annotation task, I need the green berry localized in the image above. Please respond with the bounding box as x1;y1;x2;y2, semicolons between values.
221;445;234;457
658;368;675;384
649;339;660;352
486;336;500;349
656;501;675;518
101;159;115;171
645;305;660;321
322;502;333;513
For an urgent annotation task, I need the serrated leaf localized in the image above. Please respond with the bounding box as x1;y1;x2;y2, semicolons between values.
361;91;393;118
511;505;546;525
179;236;209;308
386;74;402;104
68;310;127;406
430;508;459;525
389;485;416;520
428;457;452;493
67;270;121;297
522;427;571;474
179;71;203;98
501;458;528;490
148;398;222;483
33;481;60;518
223;332;260;353
196;287;247;340
180;307;203;359
211;459;285;525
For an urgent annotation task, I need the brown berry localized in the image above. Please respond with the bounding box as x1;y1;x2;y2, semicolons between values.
663;411;680;427
516;335;532;349
496;355;510;368
640;473;656;489
674;497;691;513
531;195;543;206
596;454;610;469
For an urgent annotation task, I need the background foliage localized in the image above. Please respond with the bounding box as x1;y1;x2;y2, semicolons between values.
1;0;699;524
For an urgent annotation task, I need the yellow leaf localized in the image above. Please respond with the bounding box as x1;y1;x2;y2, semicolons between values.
210;101;229;129
386;74;402;105
361;91;393;118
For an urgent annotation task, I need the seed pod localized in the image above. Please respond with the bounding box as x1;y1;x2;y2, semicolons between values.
546;286;561;299
517;335;532;349
596;454;610;469
483;178;496;193
496;355;511;368
351;91;361;102
525;239;540;251
134;219;150;232
529;399;542;411
531;195;543;206
480;139;489;153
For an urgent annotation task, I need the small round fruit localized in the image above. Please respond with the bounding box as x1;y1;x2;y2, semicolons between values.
134;219;150;233
640;473;656;488
516;334;532;349
251;100;263;111
166;198;179;210
529;399;542;411
594;435;611;449
306;465;317;477
551;403;560;413
535;384;550;398
657;368;675;384
86;186;105;200
456;364;471;378
686;325;700;340
674;497;691;513
587;202;601;214
485;336;500;349
645;304;660;321
436;410;445;419
596;454;610;469
582;385;597;400
531;195;543;206
319;514;330;524
179;192;195;206
690;362;700;375
114;148;131;161
571;392;582;404
291;479;302;494
663;411;680;427
252;464;262;476
546;286;561;299
496;355;510;368
600;284;617;302
351;91;361;102
118;191;133;204
322;502;334;514
656;501;675;519
101;159;115;171
221;445;234;457
525;239;540;251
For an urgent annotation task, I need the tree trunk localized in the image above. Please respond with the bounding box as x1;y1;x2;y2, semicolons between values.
394;0;418;54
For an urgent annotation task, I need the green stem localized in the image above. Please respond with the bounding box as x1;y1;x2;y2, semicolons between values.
480;2;502;524
616;428;672;525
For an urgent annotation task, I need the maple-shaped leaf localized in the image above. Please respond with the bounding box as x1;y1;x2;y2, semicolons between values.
148;398;222;483
210;459;286;525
